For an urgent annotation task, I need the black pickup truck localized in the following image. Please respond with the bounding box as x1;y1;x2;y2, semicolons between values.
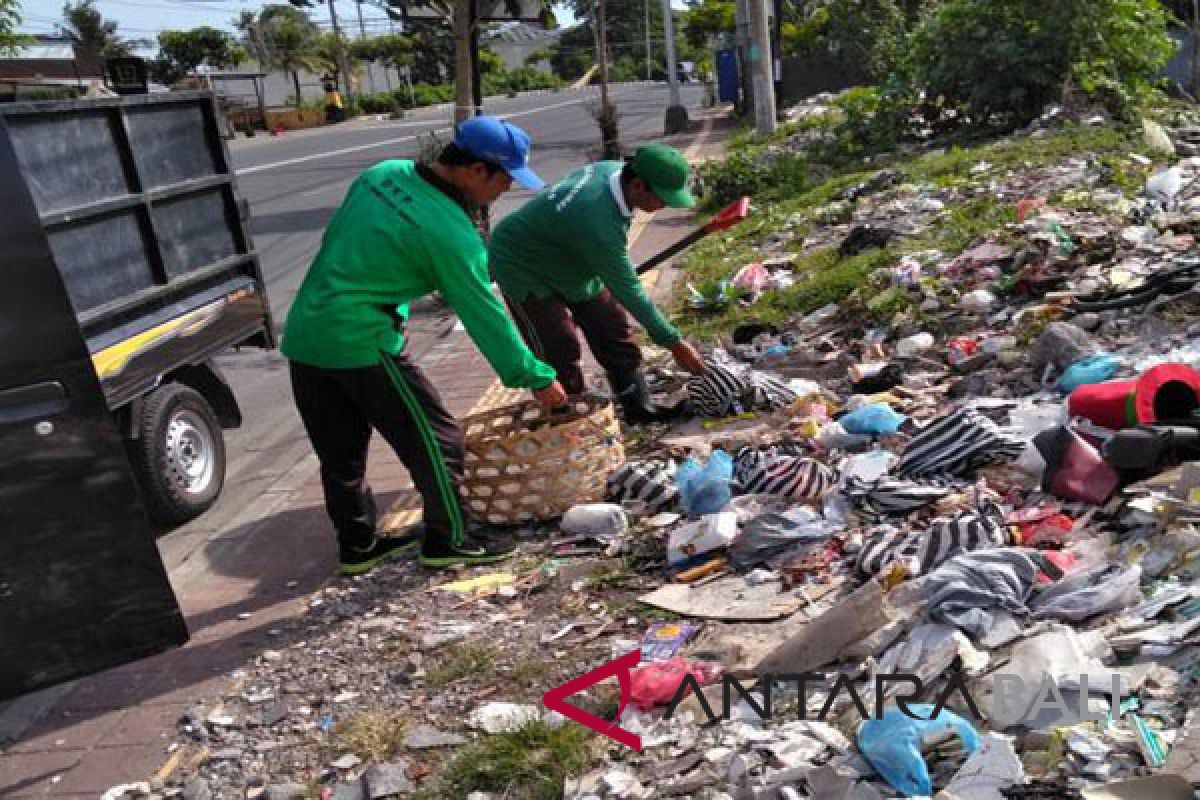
0;91;272;699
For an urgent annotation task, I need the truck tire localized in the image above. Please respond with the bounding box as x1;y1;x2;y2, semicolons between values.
130;383;226;526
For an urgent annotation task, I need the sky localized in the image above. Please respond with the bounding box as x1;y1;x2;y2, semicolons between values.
17;0;588;43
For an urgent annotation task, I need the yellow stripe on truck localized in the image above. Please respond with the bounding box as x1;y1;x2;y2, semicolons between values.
91;300;225;381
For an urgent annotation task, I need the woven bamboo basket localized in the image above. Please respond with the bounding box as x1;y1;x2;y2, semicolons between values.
460;394;625;525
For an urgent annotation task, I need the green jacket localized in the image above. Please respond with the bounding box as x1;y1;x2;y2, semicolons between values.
487;161;682;347
281;160;556;389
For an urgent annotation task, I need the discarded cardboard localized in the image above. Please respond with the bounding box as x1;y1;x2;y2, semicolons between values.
638;575;806;622
756;580;888;675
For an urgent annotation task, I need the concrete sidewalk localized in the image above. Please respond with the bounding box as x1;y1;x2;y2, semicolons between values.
0;106;735;799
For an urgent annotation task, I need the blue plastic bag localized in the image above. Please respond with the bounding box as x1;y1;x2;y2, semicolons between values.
1058;353;1120;394
676;450;734;514
840;403;907;436
856;704;983;797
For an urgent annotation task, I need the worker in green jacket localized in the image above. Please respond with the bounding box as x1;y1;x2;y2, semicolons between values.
282;116;566;576
488;143;707;424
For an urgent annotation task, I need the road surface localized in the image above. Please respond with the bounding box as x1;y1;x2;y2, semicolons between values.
166;83;706;552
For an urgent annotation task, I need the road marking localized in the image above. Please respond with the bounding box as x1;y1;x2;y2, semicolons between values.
298;180;350;199
236;92;614;176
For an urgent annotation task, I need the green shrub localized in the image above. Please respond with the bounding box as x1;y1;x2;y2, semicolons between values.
905;0;1176;124
783;0;907;83
697;148;810;207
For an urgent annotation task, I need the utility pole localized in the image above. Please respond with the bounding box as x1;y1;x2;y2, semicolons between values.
326;0;353;104
771;0;782;105
1193;0;1200;98
746;0;775;134
644;0;651;80
593;0;619;158
470;0;482;115
355;0;376;94
733;0;751;116
452;0;473;123
661;0;687;133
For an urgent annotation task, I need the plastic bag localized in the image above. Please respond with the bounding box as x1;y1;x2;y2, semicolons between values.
1058;353;1121;394
897;332;934;358
732;262;770;293
560;503;629;539
1031;563;1142;622
857;705;983;797
840;403;907;436
629;658;724;711
1147;166;1184;202
677;450;735;514
961;289;997;313
667;512;738;566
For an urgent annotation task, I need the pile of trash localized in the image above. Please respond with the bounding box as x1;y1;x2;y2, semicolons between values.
144;114;1200;800
543;133;1200;798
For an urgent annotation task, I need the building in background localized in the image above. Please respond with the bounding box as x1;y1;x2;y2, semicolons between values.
485;22;562;71
0;35;109;101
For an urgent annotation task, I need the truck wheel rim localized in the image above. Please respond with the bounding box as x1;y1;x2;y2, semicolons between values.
166;409;215;496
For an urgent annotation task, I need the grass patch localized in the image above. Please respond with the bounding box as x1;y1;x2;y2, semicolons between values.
436;720;593;800
675;121;1141;338
903;124;1135;187
335;711;408;763
426;642;496;689
510;656;548;690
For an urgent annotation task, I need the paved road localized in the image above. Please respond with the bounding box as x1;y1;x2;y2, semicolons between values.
164;83;705;556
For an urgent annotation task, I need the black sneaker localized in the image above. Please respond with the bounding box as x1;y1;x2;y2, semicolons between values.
338;531;421;576
418;531;518;568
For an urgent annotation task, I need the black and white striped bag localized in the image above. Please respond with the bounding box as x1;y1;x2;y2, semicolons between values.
687;360;750;417
915;507;1008;574
857;506;1007;577
894;407;1025;479
857;527;922;577
686;357;798;417
843;475;958;517
734;446;836;501
606;459;679;512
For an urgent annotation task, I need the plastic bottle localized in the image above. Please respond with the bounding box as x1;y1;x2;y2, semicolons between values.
897;332;935;358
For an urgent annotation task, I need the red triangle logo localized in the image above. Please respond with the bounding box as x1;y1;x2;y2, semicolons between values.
542;648;643;752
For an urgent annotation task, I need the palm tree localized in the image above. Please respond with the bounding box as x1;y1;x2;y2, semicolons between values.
59;0;137;59
233;10;268;66
254;5;325;105
315;31;350;94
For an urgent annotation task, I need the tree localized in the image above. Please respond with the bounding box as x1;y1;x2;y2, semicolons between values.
0;0;27;56
403;21;454;85
478;46;505;74
906;0;1177;123
315;31;350;89
682;0;734;50
561;0;666;73
153;27;240;85
233;10;269;65
351;32;415;72
781;0;906;82
255;5;324;105
60;0;139;58
524;46;554;68
549;24;595;79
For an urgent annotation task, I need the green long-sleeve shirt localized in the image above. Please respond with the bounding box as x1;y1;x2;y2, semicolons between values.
487;161;682;347
281;159;556;389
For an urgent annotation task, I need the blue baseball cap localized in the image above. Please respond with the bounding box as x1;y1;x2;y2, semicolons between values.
453;115;543;191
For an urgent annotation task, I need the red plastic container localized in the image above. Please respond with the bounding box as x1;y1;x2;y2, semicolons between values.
1068;363;1200;430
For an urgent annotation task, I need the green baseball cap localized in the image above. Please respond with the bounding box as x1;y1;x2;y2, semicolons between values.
632;143;695;209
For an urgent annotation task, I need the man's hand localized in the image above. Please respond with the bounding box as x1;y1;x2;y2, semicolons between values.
533;380;568;409
670;340;707;375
